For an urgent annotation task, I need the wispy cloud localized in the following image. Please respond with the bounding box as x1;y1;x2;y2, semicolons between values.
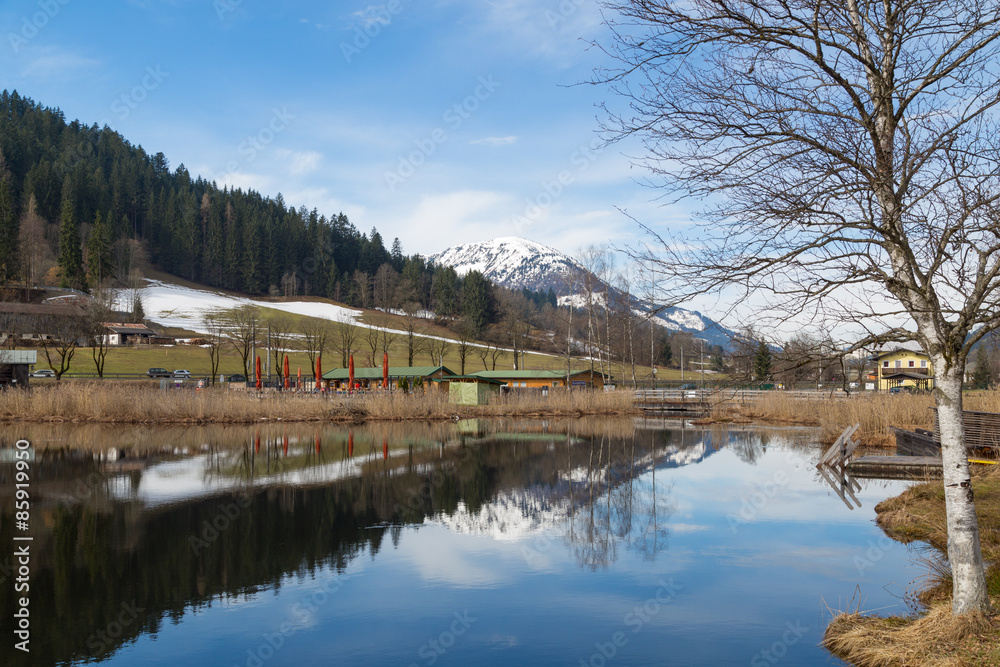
21;48;100;79
471;136;517;147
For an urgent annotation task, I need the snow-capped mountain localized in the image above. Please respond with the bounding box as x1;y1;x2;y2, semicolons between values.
427;237;583;293
428;237;739;347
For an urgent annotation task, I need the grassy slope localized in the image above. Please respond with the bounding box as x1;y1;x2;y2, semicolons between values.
41;270;709;381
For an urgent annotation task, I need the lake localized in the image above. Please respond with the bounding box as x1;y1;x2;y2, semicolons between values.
0;418;924;666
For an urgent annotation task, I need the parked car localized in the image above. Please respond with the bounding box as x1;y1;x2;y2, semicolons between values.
173;369;191;378
30;369;55;378
889;385;920;394
227;374;247;383
147;367;171;378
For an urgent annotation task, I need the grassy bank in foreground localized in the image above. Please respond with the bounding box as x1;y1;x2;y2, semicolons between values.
822;468;1000;666
0;382;640;423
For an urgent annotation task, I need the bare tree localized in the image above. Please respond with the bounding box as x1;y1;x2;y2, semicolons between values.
85;285;116;379
352;269;371;309
18;194;54;288
598;0;1000;614
203;309;228;385
451;317;475;375
266;314;294;381
224;304;259;378
400;302;424;366
334;315;359;367
427;337;451;367
301;317;331;370
363;321;382;367
373;263;399;312
37;312;85;380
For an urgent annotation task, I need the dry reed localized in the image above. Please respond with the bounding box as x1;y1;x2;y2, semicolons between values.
0;382;640;424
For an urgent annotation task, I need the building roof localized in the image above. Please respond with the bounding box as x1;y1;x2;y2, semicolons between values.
472;369;604;379
322;365;455;380
871;345;929;360
430;375;505;384
882;370;934;380
103;323;158;335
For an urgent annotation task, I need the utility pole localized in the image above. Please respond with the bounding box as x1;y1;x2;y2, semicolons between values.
680;347;684;381
700;340;705;390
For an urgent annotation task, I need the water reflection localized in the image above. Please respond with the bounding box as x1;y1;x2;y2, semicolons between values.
0;419;906;666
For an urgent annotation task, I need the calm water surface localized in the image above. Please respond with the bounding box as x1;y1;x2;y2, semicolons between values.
0;419;924;666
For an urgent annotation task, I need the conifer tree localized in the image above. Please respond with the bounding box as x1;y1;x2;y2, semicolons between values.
58;180;87;292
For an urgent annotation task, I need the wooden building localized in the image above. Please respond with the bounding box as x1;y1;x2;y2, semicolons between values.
322;365;456;391
472;369;606;390
0;350;36;389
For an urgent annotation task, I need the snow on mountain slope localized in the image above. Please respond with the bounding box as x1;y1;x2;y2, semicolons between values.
430;237;739;346
427;237;583;293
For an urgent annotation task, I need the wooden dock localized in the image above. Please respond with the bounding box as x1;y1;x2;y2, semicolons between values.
847;455;943;479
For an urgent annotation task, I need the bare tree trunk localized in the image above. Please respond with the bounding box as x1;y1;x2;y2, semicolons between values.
934;363;989;614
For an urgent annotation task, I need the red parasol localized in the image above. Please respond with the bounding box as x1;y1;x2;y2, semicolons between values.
315;355;322;392
283;355;290;390
348;355;355;394
255;355;262;390
382;352;389;390
297;366;302;392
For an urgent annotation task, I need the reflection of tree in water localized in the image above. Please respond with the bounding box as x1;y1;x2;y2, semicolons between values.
0;424;705;665
564;433;676;570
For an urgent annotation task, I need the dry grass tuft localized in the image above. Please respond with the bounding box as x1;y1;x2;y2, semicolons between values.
823;604;1000;667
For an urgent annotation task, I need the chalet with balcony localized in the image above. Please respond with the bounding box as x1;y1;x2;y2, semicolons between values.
873;346;935;391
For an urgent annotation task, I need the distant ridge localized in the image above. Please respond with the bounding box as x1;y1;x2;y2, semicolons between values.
427;237;739;347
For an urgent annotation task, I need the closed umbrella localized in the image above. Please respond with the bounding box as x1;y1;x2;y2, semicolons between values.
315;356;322;392
297;367;302;392
348;355;355;394
382;352;389;390
255;355;262;390
283;355;290;390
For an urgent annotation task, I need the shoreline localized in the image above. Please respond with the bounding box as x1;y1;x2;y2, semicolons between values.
822;469;1000;665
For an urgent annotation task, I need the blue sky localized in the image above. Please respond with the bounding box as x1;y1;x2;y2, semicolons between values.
0;0;692;260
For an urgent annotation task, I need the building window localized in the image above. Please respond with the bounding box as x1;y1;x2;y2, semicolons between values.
921;360;927;368
909;360;915;368
883;361;889;368
895;360;901;368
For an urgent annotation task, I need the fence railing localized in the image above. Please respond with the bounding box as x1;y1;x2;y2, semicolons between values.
635;388;851;402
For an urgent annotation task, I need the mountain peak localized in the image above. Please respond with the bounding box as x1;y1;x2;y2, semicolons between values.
427;237;583;293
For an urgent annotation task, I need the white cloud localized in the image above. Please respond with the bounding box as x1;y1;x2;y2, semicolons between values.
471;136;518;147
21;48;100;79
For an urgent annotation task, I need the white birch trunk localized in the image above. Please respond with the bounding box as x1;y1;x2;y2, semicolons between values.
933;359;990;615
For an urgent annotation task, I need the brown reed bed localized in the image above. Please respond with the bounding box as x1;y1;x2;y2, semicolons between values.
704;390;1000;447
0;382;641;424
